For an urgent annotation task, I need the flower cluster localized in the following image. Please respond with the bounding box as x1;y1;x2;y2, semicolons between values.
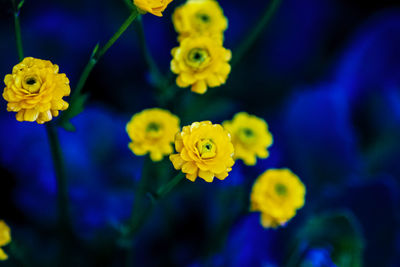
170;0;231;94
0;221;11;261
126;108;180;162
250;169;306;228
170;121;235;182
223;112;273;165
3;57;70;124
133;0;173;17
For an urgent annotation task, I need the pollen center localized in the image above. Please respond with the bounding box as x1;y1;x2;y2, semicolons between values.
196;13;211;23
275;183;288;196
238;127;256;145
146;122;163;139
22;75;41;93
186;48;210;69
196;139;216;159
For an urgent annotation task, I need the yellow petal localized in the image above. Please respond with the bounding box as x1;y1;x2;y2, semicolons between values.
129;143;147;156
191;80;207;94
215;171;229;180
23;108;39;122
198;170;214;182
15;110;25;122
170;154;185;170
186;172;197;182
180;148;192;161
0;248;8;261
182;161;197;174
38;110;53;123
260;213;278;229
150;151;163;162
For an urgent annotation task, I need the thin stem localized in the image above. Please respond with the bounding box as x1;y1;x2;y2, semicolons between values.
67;9;139;109
127;172;185;236
155;172;185;199
231;0;282;67
46;124;71;234
12;0;24;61
135;16;164;86
122;167;184;265
97;10;139;59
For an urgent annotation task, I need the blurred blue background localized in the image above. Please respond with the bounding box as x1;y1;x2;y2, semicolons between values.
1;0;400;266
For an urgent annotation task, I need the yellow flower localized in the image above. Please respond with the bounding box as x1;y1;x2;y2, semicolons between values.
133;0;173;17
3;57;70;124
169;121;235;182
172;0;228;42
171;36;231;94
126;108;180;162
0;221;11;261
223;112;273;165
250;169;306;228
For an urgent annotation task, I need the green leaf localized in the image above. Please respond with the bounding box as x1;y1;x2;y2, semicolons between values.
17;0;25;10
57;93;89;131
91;43;100;59
287;211;364;267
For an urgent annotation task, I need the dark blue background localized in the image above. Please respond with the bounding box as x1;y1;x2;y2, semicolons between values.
1;0;400;266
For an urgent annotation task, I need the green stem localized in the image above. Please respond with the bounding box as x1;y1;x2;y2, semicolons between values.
126;171;185;236
155;172;185;199
122;167;184;265
135;16;164;86
231;0;282;67
12;0;24;61
46;124;71;234
65;9;139;117
97;9;139;59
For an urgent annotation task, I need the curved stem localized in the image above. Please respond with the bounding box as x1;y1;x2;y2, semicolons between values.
12;0;24;61
122;171;185;265
155;172;185;199
135;16;164;88
62;9;139;123
231;0;282;68
97;9;139;60
127;171;185;236
46;124;71;232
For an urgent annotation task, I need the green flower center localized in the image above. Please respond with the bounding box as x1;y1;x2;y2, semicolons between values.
196;13;211;23
22;75;41;93
238;127;257;145
196;139;216;159
186;48;210;69
275;183;288;196
146;122;162;139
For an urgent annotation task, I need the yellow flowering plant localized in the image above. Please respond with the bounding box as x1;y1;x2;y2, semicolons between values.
0;221;11;261
2;0;321;265
223;112;273;165
133;0;173;17
169;121;235;182
3;57;71;124
172;0;228;42
170;36;231;94
126;108;180;162
250;169;306;228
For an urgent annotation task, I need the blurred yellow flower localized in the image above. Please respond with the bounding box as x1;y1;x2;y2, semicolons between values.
223;112;273;165
171;36;231;94
3;57;70;124
172;0;228;42
170;121;235;182
134;0;173;17
250;169;306;228
0;220;11;261
126;108;180;162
